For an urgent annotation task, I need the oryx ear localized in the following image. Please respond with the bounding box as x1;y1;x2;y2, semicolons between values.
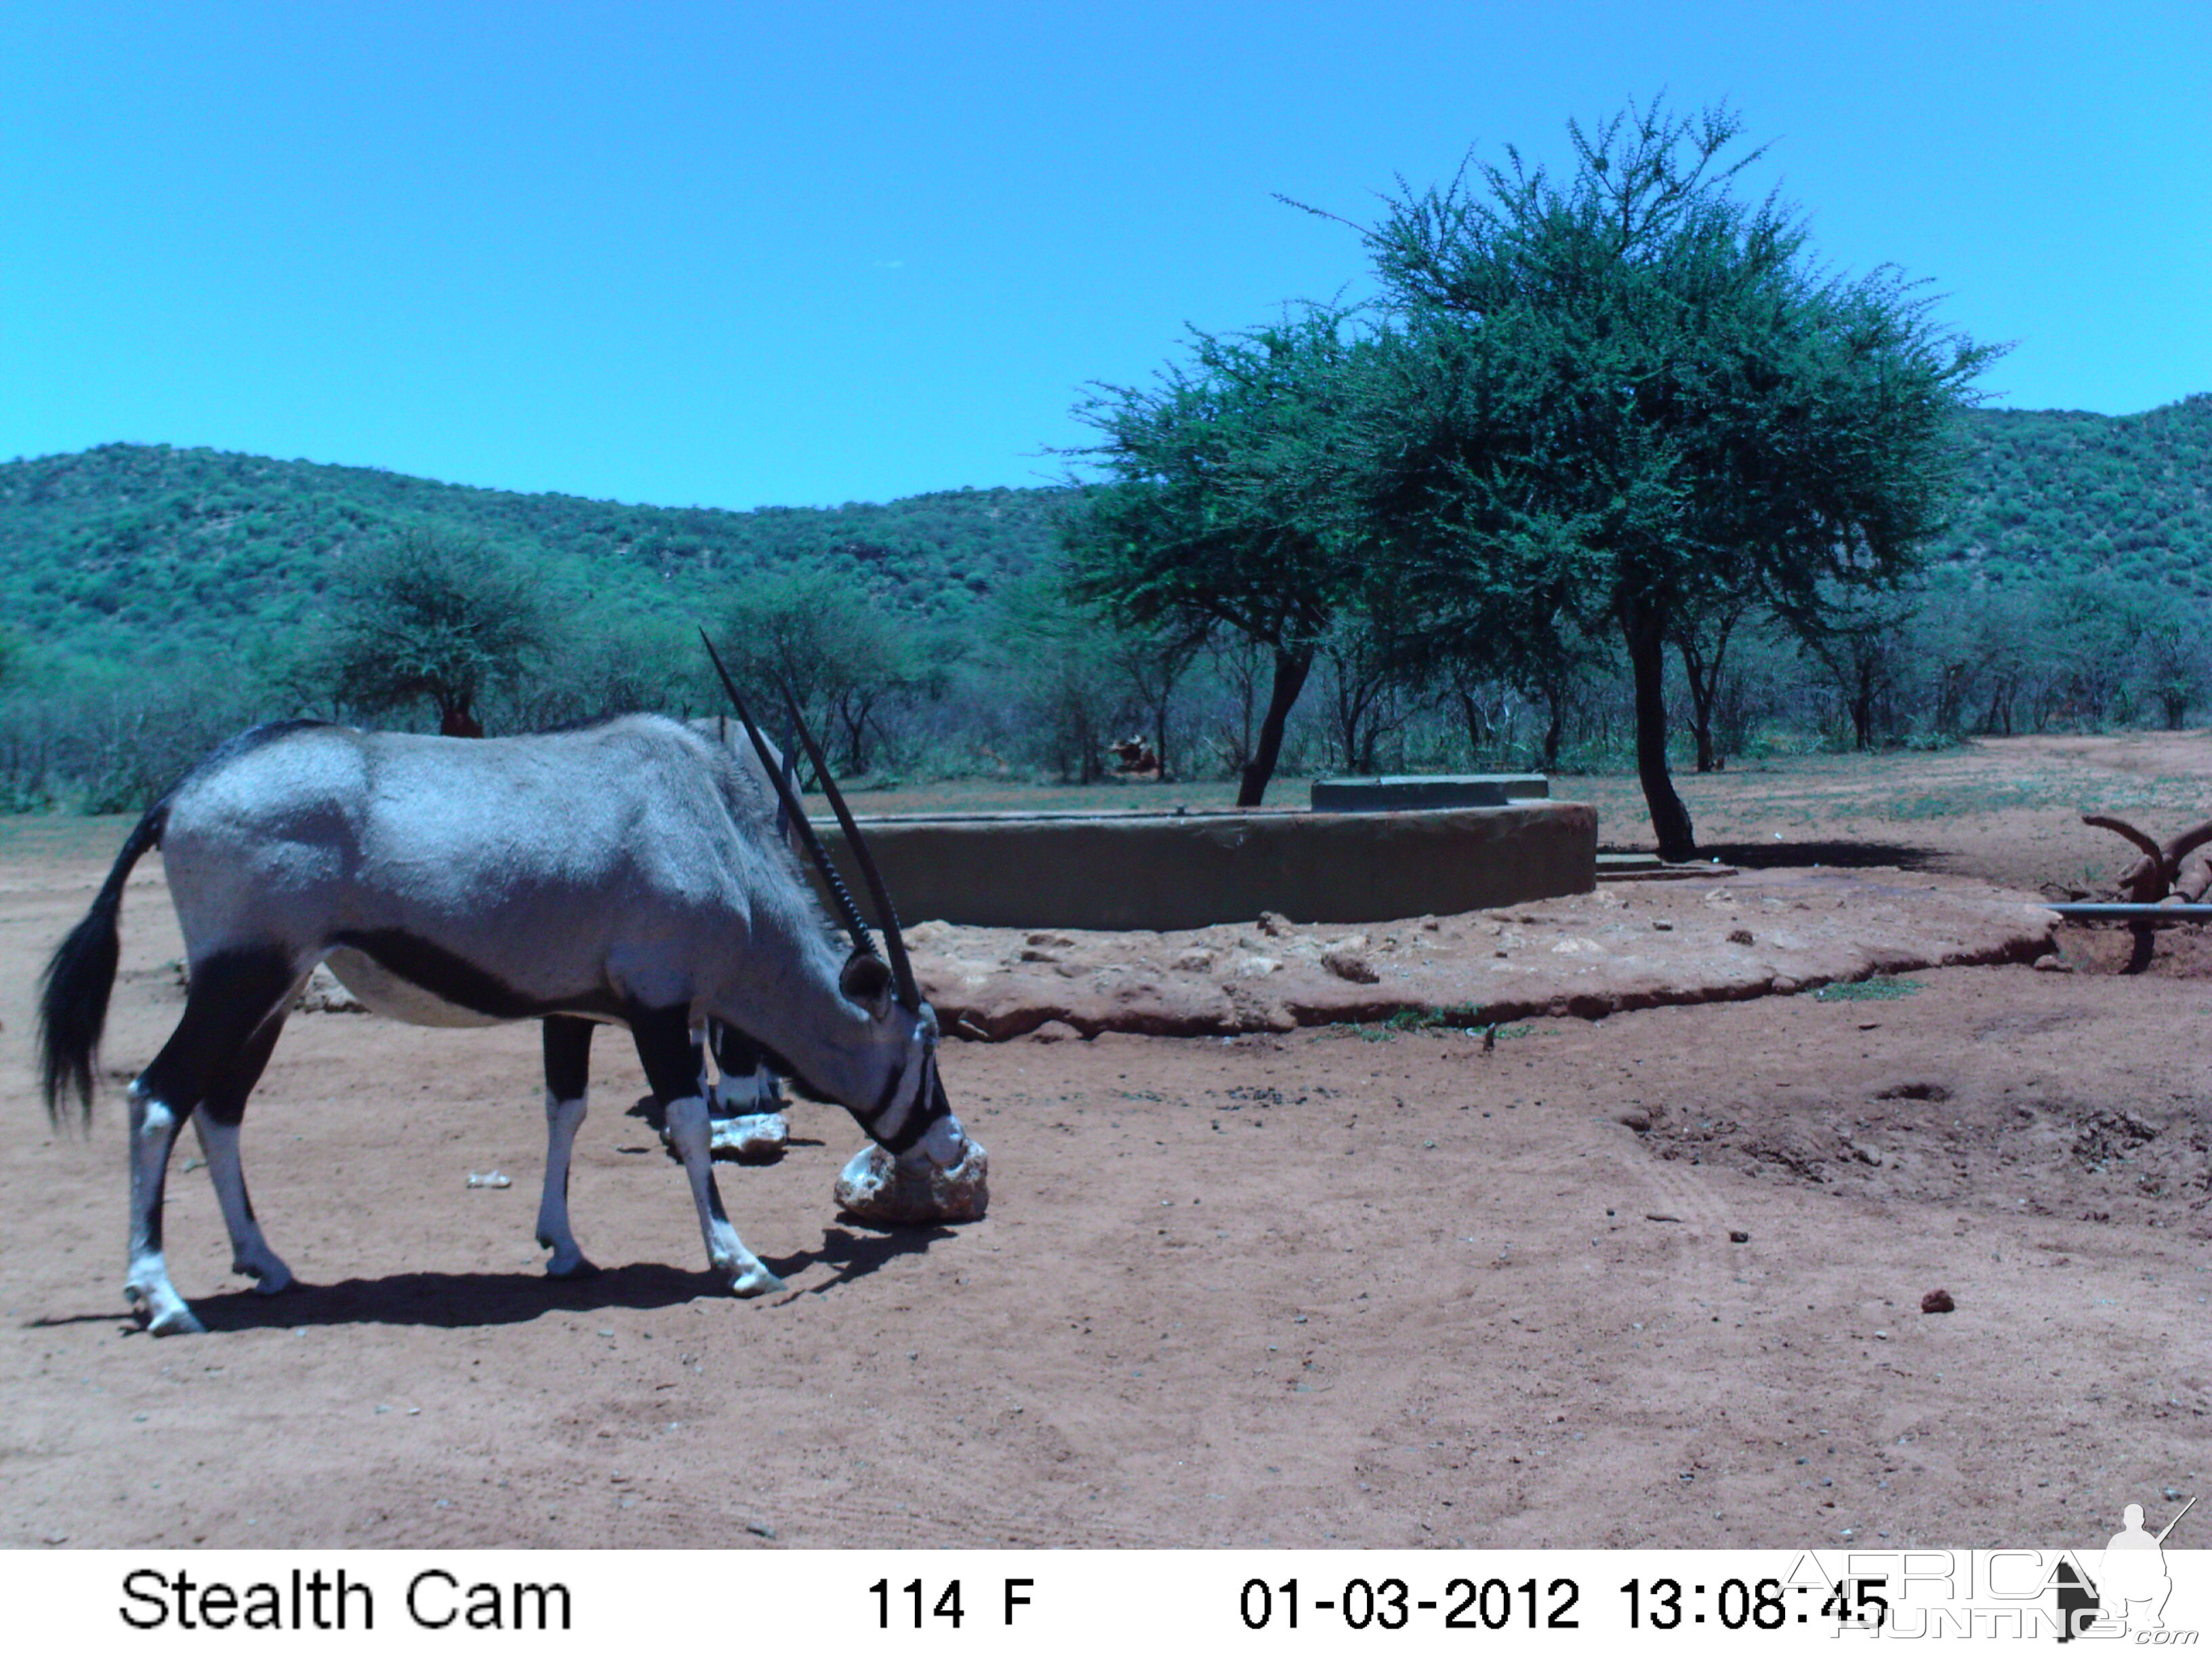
839;952;894;1015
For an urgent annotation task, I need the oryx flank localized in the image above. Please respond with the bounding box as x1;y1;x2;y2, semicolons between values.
39;699;986;1336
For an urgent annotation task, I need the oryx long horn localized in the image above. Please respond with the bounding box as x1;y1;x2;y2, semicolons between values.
771;674;921;1015
697;630;876;960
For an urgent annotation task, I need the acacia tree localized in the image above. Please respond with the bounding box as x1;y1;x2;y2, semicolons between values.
716;565;917;777
1061;308;1373;806
1353;98;1997;857
992;567;1122;783
1799;581;1916;750
1674;594;1757;772
1106;618;1206;779
2135;597;2212;729
327;529;549;736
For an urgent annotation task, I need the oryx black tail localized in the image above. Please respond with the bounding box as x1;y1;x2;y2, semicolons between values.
39;802;167;1124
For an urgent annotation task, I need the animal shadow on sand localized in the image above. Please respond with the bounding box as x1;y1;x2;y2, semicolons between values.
30;1227;948;1335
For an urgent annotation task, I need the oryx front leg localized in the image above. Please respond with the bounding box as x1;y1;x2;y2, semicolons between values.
535;1018;598;1279
635;1006;782;1296
664;1095;785;1296
125;1087;201;1336
535;1092;596;1278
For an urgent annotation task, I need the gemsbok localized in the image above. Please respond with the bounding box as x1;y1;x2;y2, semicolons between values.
37;664;985;1335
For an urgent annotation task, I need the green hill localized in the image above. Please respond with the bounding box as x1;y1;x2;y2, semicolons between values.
0;443;1069;674
3;393;2208;678
1927;393;2212;595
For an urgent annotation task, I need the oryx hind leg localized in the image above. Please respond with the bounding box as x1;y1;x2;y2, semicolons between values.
535;1017;598;1279
636;1007;785;1297
126;947;298;1336
192;1011;294;1294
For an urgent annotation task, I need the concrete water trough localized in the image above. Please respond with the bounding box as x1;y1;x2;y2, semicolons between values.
1309;773;1549;811
808;787;1596;932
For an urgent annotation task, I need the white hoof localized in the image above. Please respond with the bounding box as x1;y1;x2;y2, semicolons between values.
134;1293;205;1336
717;1252;787;1297
127;1273;206;1336
834;1139;990;1225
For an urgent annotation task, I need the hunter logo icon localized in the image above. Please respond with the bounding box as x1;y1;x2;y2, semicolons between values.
2060;1493;2196;1640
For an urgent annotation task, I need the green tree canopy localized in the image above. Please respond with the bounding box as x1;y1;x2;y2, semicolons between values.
1060;307;1377;804
714;565;920;776
325;529;550;736
1353;98;1998;855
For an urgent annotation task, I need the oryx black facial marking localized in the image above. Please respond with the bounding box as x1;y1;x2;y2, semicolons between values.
36;710;985;1335
737;1022;947;1155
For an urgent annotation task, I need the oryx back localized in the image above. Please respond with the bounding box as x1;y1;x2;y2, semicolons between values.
163;716;829;1029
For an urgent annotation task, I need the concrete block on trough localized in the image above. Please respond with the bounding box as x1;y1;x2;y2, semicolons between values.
1309;774;1549;811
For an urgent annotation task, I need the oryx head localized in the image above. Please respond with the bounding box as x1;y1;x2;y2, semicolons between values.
699;632;956;1162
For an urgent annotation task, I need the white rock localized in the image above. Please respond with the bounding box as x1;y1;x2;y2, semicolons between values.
708;1112;789;1160
834;1136;990;1226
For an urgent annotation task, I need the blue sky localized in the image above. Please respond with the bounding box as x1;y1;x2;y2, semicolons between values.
3;3;2205;511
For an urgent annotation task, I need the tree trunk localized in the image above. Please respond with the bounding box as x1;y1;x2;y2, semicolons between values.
438;697;484;739
1676;633;1722;773
1456;687;1489;763
1622;603;1696;860
1236;647;1313;808
1683;661;1717;772
837;690;880;775
1540;684;1565;772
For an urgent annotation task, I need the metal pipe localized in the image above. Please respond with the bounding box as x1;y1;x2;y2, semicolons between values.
2047;903;2212;922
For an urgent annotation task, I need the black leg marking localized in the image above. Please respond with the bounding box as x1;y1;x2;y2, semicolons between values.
132;1093;177;1258
138;949;298;1116
641;1005;783;1294
193;1012;296;1293
127;947;293;1336
200;1011;286;1132
711;1023;766;1080
544;1016;594;1103
631;1004;703;1105
536;1021;598;1279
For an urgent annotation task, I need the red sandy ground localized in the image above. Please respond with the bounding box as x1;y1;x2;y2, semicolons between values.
1;734;2206;1550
